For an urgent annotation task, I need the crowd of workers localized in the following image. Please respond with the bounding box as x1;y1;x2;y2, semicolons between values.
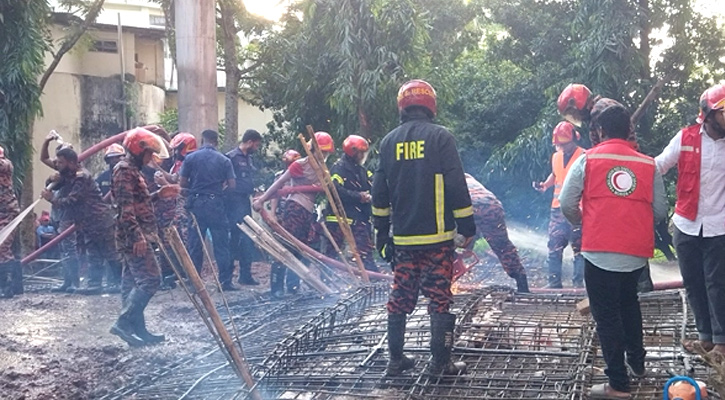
0;77;722;395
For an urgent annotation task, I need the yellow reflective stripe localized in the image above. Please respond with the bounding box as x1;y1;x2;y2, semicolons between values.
331;174;343;184
325;215;353;223
453;205;473;219
681;145;695;152
367;170;373;178
372;206;391;217
394;230;456;246
587;153;654;165
435;174;445;234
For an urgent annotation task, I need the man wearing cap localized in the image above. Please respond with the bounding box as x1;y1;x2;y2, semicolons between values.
533;121;585;288
656;84;725;356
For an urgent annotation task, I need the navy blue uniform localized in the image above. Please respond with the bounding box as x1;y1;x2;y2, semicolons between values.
180;144;236;284
225;147;257;283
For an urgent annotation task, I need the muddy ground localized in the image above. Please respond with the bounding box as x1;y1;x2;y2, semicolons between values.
0;243;682;400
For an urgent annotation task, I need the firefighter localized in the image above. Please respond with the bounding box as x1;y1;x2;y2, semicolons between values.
559;85;658;292
656;84;725;356
96;144;126;197
0;145;20;299
533;121;585;288
110;128;169;346
166;132;197;246
253;132;335;299
40;147;123;295
269;149;302;221
464;173;528;292
323;135;377;272
373;79;475;376
226;129;263;286
559;100;666;398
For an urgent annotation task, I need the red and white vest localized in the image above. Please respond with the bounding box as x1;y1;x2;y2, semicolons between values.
675;124;702;221
582;139;655;258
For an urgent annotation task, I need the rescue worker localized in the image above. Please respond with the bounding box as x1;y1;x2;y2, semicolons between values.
40;132;80;293
655;84;725;356
559;100;666;399
373;79;475;376
253;132;335;299
0;145;20;299
323;135;377;272
180;129;237;291
559;85;658;291
465;173;528;292
226;129;263;286
166;132;197;245
533;121;585;288
96;144;125;197
269;149;302;220
40;147;123;295
110;127;168;346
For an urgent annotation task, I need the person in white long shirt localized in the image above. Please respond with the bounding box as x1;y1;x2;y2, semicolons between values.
655;83;725;356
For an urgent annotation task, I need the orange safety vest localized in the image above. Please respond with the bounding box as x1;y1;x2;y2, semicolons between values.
675;124;702;221
581;139;655;258
552;146;584;208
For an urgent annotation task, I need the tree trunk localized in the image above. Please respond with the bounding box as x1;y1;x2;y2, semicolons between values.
219;0;240;151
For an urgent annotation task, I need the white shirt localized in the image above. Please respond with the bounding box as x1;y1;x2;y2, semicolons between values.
654;127;725;237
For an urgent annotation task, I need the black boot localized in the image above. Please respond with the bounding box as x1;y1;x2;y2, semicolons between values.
104;261;123;294
429;313;466;375
238;263;259;285
514;274;530;293
386;314;415;376
10;260;23;295
110;288;146;347
0;262;13;299
131;290;165;344
51;257;79;293
637;262;654;293
270;263;285;299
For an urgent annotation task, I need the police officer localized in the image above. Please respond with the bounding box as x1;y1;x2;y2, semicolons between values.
226;129;262;286
180;129;237;291
373;79;475;376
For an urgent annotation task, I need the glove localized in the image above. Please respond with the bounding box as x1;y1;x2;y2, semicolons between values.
376;235;395;263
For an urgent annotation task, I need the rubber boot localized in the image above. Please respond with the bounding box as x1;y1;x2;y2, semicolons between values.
51;257;78;293
75;264;104;295
132;290;165;344
237;262;259;286
515;274;530;293
110;288;146;347
637;262;654;293
104;261;123;294
270;262;285;299
429;313;466;375
386;314;415;376
545;252;563;289
10;260;23;295
0;262;14;299
572;254;585;288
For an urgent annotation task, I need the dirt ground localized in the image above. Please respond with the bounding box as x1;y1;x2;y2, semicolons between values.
0;263;271;400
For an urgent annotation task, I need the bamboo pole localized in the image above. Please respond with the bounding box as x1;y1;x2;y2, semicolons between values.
318;220;358;281
299;126;370;283
241;216;333;294
163;226;262;400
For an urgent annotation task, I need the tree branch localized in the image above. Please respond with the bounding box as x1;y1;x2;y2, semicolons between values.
39;0;106;92
631;72;674;127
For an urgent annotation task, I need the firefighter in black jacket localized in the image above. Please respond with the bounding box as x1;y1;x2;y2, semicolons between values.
324;135;377;272
373;79;476;377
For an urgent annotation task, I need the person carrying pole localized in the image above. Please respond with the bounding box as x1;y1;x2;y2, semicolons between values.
373;79;475;376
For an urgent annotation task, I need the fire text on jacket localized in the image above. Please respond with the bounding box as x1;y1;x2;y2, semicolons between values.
396;140;425;161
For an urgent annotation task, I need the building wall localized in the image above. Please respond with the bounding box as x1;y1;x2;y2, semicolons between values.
165;92;274;139
80;30;137;79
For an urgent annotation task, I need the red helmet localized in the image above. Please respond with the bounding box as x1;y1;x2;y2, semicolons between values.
558;84;593;127
103;143;125;160
552;121;580;145
312;131;335;153
342;135;369;157
169;132;197;157
697;84;725;124
397;79;437;117
281;149;301;165
123;127;169;158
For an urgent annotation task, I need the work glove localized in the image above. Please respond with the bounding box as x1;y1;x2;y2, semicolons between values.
376;232;395;263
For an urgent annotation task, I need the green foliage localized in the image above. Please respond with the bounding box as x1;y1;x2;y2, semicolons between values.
0;0;50;190
157;108;179;134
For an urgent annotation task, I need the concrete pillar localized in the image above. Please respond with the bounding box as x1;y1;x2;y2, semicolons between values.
175;0;218;136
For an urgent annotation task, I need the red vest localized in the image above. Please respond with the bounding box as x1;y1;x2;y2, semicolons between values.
675;124;702;221
582;139;655;258
552;146;584;208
